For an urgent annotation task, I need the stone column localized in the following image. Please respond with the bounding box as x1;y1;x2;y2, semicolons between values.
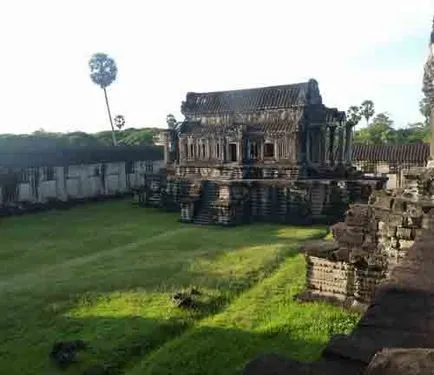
321;127;327;164
163;131;169;164
178;138;184;163
344;124;353;164
328;125;336;166
305;130;310;163
337;125;344;164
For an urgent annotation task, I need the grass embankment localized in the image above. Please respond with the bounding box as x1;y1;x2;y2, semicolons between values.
0;200;359;375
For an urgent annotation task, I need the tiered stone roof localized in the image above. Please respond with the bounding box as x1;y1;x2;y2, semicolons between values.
181;79;322;115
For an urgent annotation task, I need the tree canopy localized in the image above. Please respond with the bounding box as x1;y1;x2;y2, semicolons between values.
0;128;162;152
89;53;118;89
352;97;430;145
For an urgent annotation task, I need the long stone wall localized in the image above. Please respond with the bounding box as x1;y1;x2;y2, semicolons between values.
0;159;164;212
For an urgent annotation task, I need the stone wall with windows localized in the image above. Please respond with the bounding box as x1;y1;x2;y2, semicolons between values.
0;147;164;213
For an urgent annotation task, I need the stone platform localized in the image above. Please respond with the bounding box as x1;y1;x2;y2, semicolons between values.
244;226;434;374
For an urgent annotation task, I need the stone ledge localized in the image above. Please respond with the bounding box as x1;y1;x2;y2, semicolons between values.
364;348;434;375
294;290;368;313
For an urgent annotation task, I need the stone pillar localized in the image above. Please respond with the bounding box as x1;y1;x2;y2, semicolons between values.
337;125;344;164
305;130;310;163
220;139;224;162
344;124;353;164
328;125;336;166
179;138;184;163
163;131;169;164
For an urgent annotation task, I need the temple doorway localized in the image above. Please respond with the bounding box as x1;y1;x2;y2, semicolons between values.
229;143;237;162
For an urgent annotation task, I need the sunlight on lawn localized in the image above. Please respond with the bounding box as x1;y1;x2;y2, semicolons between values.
0;201;357;375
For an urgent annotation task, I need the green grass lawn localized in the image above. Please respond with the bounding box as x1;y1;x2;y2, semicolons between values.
0;200;359;375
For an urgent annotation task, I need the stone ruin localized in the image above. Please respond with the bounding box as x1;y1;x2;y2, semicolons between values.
243;16;434;375
135;80;384;225
298;178;429;311
296;15;434;312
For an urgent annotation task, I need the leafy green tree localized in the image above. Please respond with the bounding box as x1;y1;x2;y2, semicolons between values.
395;122;429;144
89;53;118;146
360;100;375;126
346;106;362;127
353;112;395;145
117;129;155;146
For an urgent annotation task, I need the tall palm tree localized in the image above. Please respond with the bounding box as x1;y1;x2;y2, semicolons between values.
89;53;118;146
360;100;375;127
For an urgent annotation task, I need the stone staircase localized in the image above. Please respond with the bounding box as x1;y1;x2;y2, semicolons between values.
193;181;218;225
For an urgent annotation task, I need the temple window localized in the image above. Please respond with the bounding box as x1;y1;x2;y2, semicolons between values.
190;144;194;159
264;143;275;158
202;144;206;159
216;143;220;158
184;143;188;159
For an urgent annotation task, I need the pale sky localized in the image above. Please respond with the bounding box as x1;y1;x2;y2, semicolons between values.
1;0;433;134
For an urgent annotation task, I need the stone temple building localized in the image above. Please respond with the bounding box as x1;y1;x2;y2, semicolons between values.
139;79;384;225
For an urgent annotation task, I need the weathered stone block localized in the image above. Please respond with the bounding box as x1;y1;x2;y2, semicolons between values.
396;226;413;240
414;228;425;238
398;239;414;250
370;193;394;210
365;348;434;375
386;213;404;227
390;237;399;248
332;247;351;262
404;215;422;228
406;203;423;218
306;256;354;297
339;227;365;247
345;204;370;226
330;222;346;241
302;240;340;259
422;216;432;229
386;225;397;238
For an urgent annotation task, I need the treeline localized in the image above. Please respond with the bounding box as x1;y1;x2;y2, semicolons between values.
0;128;162;152
350;98;430;145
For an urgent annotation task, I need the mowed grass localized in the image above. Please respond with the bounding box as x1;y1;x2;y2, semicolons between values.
0;200;359;375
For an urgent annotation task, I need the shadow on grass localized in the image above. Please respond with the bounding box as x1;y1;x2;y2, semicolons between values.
45;315;326;375
0;205;330;375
